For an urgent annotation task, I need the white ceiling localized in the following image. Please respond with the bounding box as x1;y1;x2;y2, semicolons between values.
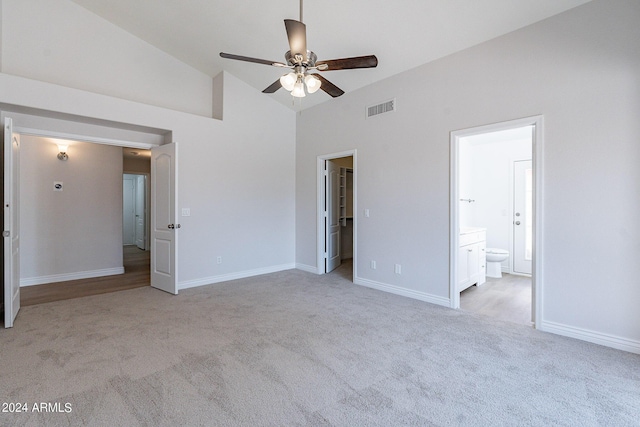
69;0;591;111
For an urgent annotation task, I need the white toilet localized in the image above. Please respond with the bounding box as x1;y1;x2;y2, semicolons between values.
486;248;509;278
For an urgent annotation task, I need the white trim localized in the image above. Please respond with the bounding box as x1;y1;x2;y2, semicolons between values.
13;126;156;150
178;263;296;290
316;150;357;280
295;263;320;274
20;267;124;287
355;277;450;307
532;119;545;328
449;115;544;329
540;320;640;355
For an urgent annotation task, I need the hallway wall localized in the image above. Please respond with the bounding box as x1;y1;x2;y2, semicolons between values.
20;136;124;285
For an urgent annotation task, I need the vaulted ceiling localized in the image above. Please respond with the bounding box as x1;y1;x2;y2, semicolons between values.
70;0;592;111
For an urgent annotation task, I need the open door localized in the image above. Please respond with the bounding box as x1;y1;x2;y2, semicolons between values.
325;160;341;272
151;143;178;294
3;117;20;328
135;175;146;250
513;159;533;275
123;175;136;245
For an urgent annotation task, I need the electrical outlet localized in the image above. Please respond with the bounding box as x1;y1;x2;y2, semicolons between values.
370;260;376;270
217;256;222;264
395;264;402;275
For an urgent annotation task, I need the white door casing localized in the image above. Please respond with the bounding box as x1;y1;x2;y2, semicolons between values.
325;160;341;273
135;175;146;250
450;115;543;327
151;143;178;294
513;160;533;275
3;118;20;328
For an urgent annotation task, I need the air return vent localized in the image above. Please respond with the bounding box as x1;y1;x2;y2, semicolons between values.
366;98;395;118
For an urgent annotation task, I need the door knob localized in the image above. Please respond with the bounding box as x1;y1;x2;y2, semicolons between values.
515;221;521;225
168;224;175;229
515;212;521;217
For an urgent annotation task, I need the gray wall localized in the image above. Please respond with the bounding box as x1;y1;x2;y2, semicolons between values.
20;136;123;282
1;0;296;289
123;154;151;174
296;0;640;350
1;0;214;117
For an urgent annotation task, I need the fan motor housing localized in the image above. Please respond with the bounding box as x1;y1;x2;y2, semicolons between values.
286;50;317;68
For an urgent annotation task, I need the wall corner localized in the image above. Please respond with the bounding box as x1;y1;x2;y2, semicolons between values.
212;71;224;120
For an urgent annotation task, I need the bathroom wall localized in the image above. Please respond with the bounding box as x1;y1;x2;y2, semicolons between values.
459;135;532;272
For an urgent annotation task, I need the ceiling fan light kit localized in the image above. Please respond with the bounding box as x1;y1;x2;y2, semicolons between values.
219;0;377;99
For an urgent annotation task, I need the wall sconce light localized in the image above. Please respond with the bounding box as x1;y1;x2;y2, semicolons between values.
57;144;69;161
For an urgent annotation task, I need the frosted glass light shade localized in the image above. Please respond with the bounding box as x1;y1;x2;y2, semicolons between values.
57;144;69;153
280;73;297;91
305;75;321;93
291;80;306;97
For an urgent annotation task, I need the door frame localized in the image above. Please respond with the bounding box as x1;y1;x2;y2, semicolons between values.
122;174;138;246
449;116;544;328
316;150;357;278
7;124;176;299
123;172;151;251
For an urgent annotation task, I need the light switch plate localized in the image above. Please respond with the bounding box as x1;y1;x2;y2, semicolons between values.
181;208;191;217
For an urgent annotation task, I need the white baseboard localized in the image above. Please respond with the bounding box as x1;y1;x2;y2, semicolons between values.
295;263;320;274
20;267;125;287
354;277;451;307
540;320;640;355
178;263;296;290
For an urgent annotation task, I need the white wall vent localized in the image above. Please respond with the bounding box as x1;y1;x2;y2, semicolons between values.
366;98;396;118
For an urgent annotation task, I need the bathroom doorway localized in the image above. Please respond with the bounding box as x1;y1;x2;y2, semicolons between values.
450;116;543;328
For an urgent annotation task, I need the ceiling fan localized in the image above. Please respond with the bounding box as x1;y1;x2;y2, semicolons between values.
220;0;378;98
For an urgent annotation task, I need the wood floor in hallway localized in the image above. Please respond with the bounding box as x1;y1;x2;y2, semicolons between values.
21;246;150;307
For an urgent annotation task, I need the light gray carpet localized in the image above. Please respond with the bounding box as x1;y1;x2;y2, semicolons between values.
1;264;639;426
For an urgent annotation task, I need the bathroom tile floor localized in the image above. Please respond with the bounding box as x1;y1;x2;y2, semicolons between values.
460;273;532;326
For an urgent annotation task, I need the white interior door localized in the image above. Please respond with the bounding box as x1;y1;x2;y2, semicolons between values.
3;118;20;328
135;175;145;250
513;159;533;275
151;143;177;294
122;175;136;245
325;160;341;272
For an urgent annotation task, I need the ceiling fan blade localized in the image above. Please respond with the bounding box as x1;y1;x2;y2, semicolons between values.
262;79;282;94
220;52;288;67
284;19;307;62
314;74;345;98
316;55;378;71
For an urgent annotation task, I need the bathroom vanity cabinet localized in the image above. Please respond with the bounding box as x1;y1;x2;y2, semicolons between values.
458;228;486;292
